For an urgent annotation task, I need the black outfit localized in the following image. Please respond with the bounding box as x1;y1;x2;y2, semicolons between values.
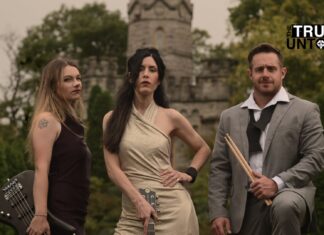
48;115;91;235
246;104;276;154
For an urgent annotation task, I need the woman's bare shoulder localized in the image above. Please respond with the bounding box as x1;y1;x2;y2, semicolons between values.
102;110;114;129
103;110;113;122
34;112;60;127
160;107;183;121
32;112;61;139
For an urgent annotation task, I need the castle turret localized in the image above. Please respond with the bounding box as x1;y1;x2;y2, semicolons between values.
127;0;194;100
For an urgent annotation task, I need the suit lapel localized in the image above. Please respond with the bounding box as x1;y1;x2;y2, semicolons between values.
239;107;250;161
263;95;294;159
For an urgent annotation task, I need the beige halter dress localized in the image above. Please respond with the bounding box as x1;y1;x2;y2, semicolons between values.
114;101;199;235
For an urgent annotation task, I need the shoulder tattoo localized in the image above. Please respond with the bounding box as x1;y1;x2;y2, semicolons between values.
38;118;49;129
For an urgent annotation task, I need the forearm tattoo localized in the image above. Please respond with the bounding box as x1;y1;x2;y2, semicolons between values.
38;119;48;129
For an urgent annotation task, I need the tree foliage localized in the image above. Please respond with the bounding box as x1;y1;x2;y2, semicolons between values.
227;0;324;104
192;29;212;62
0;33;33;130
85;86;122;233
86;176;121;234
7;3;127;125
17;3;127;74
189;163;211;234
86;85;114;178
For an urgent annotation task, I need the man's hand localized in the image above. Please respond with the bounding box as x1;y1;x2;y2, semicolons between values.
250;171;278;199
211;217;232;235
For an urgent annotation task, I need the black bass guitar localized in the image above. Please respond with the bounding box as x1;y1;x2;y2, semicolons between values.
139;188;158;235
0;170;76;235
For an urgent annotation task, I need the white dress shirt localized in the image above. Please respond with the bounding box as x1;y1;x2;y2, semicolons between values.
241;87;290;190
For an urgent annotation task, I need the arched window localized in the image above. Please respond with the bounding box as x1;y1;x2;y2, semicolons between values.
154;27;165;50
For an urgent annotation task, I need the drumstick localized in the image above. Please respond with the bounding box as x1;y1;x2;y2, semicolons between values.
225;134;253;179
224;133;272;206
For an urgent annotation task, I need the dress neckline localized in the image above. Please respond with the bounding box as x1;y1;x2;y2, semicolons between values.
132;100;158;123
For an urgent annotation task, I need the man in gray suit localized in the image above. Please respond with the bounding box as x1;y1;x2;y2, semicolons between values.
209;43;324;235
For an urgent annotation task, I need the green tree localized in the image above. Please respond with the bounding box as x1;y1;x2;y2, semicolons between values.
0;126;30;182
17;3;127;74
0;126;32;235
86;85;114;178
0;32;33;131
0;32;33;235
10;3;127;125
192;28;214;78
189;163;211;234
192;29;212;63
85;85;122;233
86;177;121;234
226;0;324;104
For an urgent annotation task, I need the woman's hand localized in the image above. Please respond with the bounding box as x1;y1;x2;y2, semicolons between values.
26;215;51;235
160;168;192;187
134;196;158;235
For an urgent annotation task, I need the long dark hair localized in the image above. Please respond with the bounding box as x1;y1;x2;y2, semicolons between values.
104;48;169;154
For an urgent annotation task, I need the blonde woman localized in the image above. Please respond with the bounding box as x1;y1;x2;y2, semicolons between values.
27;58;91;235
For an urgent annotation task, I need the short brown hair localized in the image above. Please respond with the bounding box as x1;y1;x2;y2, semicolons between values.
248;43;284;68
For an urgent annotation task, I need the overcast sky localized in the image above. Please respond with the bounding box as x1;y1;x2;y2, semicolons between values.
0;0;238;86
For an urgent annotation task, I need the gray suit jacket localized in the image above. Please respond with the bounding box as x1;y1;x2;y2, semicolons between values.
208;93;324;233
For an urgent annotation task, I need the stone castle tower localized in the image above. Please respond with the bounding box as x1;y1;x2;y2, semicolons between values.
83;0;231;167
127;0;193;87
127;0;230;140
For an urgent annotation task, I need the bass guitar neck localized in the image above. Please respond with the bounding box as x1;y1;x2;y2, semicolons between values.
139;188;158;235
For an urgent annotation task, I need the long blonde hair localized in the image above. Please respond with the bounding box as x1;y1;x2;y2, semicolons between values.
27;58;84;156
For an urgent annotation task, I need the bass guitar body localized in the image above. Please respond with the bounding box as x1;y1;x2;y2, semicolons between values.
0;170;76;235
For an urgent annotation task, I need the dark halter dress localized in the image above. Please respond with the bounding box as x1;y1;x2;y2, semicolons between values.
48;115;91;235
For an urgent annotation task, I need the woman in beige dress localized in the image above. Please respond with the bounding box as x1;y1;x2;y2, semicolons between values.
103;48;210;235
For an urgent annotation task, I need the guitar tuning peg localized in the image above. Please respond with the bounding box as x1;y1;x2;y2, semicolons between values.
6;178;9;182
